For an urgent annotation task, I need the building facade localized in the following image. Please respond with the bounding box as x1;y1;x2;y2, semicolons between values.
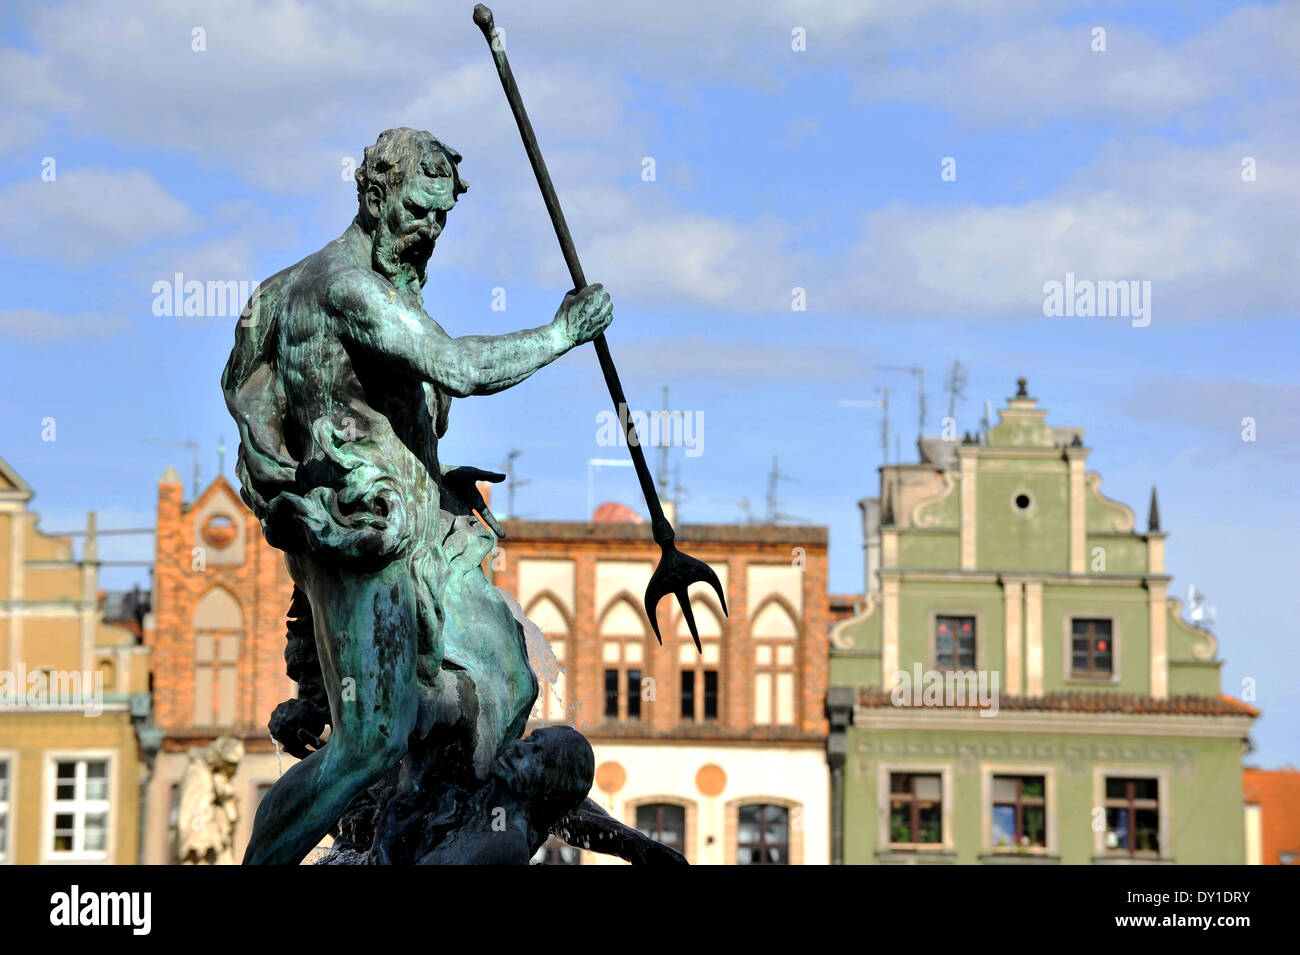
828;380;1256;864
495;511;831;864
0;455;153;864
1243;767;1300;865
141;463;833;865
141;467;297;864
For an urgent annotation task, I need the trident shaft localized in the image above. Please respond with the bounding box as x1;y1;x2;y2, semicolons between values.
472;4;727;649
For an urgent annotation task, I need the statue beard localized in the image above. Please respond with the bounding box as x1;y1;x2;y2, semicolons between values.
373;217;435;293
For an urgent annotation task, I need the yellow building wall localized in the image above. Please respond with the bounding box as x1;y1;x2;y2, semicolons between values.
0;708;142;864
0;512;11;596
19;619;82;673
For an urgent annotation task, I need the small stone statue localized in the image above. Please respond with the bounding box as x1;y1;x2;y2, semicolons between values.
177;736;244;865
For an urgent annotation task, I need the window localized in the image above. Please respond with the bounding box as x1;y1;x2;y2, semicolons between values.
752;601;798;725
680;669;719;722
530;835;581;865
525;596;569;723
603;668;642;719
736;804;788;865
992;775;1046;850
0;759;10;862
1072;618;1113;678
677;602;723;723
599;599;648;721
936;615;976;669
49;759;110;860
193;588;243;727
636;803;686;855
1104;777;1160;856
890;773;942;845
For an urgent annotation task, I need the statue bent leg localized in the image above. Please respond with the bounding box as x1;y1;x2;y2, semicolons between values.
243;552;422;865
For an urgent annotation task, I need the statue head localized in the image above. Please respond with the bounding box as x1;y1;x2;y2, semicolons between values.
355;127;469;289
204;736;245;777
492;726;593;824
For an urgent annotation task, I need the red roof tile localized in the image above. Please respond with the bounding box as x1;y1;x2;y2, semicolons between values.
1244;767;1300;865
856;686;1258;717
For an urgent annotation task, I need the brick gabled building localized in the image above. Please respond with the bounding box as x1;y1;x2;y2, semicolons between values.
140;459;834;865
496;512;831;864
142;466;295;864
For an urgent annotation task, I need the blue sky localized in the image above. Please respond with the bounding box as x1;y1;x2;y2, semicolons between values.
0;1;1296;763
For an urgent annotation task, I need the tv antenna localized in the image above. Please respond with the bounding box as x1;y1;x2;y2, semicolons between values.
656;386;673;490
1186;585;1217;627
838;388;890;465
668;462;691;516
501;449;531;519
943;361;968;423
875;364;926;444
765;455;806;524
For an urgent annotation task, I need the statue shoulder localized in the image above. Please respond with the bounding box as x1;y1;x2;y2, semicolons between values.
313;265;397;320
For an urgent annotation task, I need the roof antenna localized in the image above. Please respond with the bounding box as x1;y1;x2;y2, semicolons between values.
765;455;805;525
502;448;530;519
943;360;968;424
875;364;925;446
837;389;890;466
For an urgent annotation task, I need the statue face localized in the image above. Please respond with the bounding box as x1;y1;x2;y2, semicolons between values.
384;167;457;254
498;727;592;805
369;148;461;288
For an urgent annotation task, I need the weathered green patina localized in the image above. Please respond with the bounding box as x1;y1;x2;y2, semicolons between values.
223;127;617;865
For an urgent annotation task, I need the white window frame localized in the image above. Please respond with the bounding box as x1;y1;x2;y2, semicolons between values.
1063;613;1122;686
1091;765;1171;862
0;750;15;864
41;750;116;864
979;763;1058;856
876;761;956;853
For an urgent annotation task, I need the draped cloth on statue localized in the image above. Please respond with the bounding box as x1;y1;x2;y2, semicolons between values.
221;267;536;780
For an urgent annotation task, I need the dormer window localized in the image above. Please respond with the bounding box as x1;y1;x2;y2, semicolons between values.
936;616;976;670
1071;618;1113;678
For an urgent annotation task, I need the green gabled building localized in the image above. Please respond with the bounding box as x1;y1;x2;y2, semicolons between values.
826;379;1256;864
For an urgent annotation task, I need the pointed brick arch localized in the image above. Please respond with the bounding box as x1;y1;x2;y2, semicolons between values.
750;595;799;726
525;591;571;723
525;590;572;636
750;595;799;639
673;593;726;724
193;586;243;728
597;592;652;722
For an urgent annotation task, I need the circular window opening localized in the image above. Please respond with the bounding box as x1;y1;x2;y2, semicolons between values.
202;514;237;549
1014;493;1032;511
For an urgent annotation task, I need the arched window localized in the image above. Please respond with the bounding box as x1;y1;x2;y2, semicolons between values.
599;597;649;721
677;599;723;723
636;802;687;855
751;599;798;725
737;803;789;865
192;588;242;727
526;595;569;723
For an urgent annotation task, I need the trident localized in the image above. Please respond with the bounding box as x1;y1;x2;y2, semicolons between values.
473;4;727;650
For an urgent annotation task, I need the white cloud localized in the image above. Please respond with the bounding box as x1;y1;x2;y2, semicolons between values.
855;4;1299;128
0;168;196;264
0;308;129;342
3;0;1294;322
830;138;1300;321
